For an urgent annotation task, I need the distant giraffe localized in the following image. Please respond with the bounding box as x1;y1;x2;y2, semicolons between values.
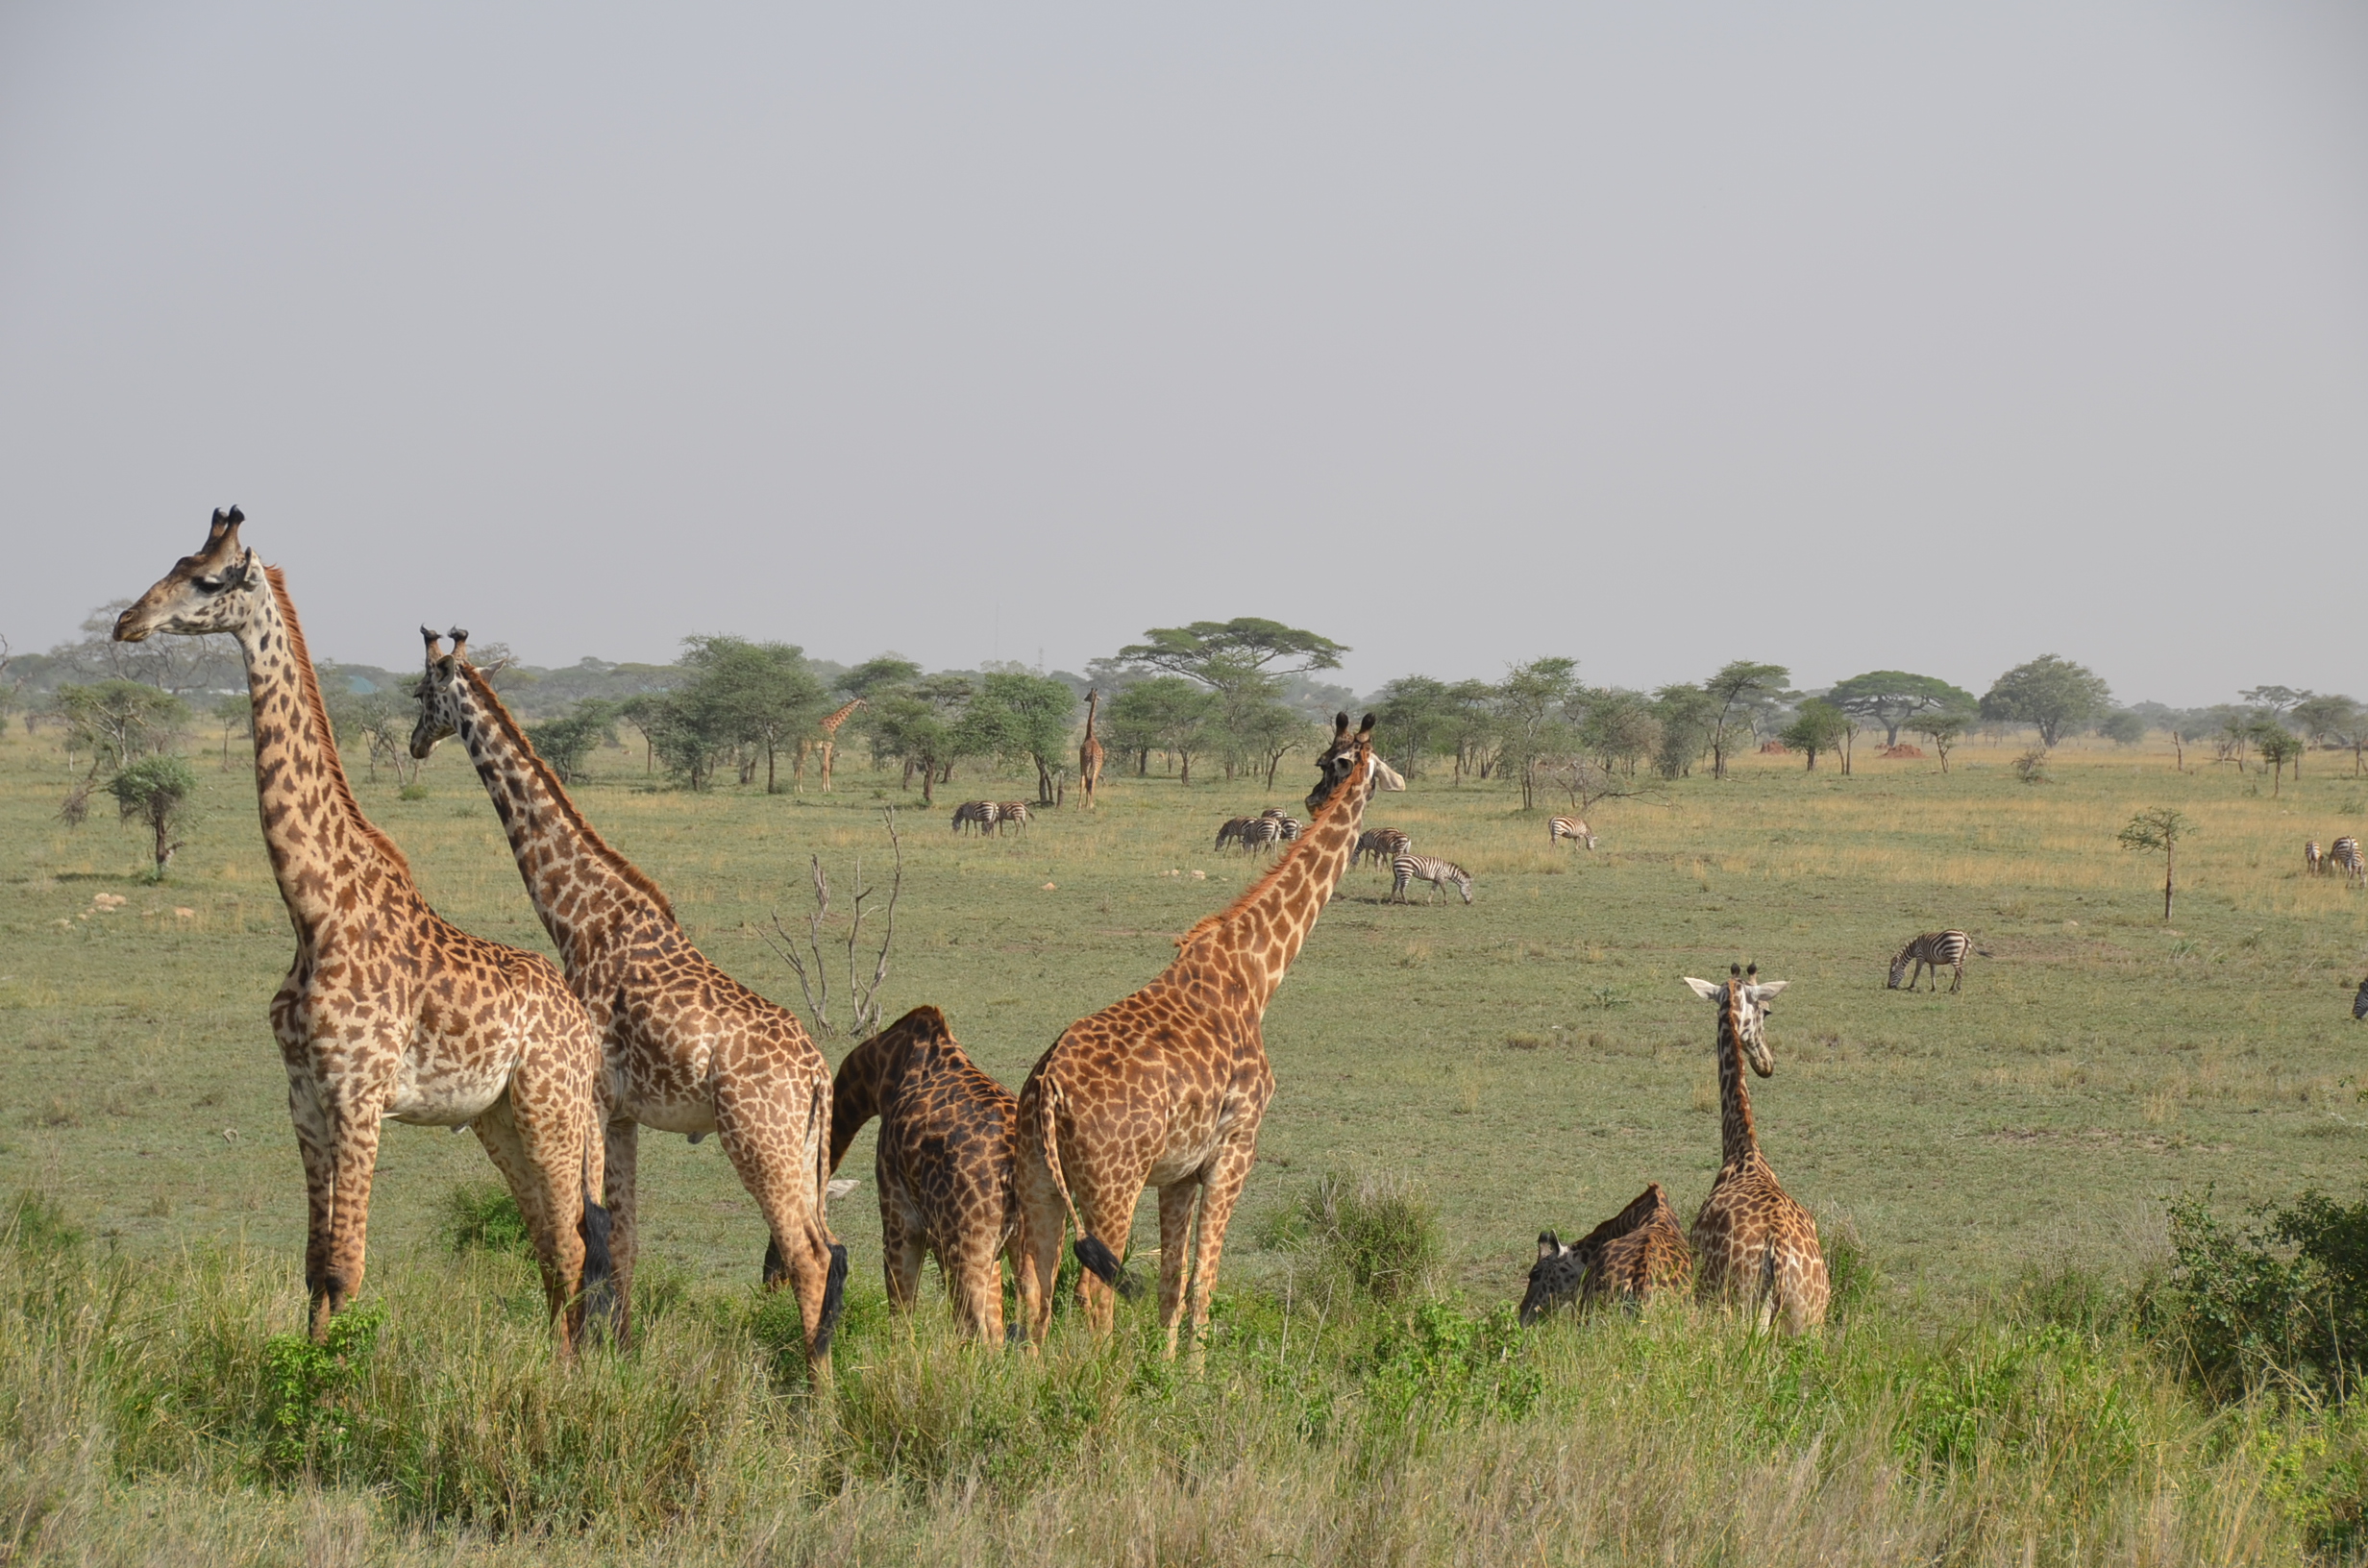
1078;689;1105;807
1015;714;1383;1356
794;698;866;793
111;512;610;1351
1519;1183;1691;1323
1684;966;1828;1335
410;631;847;1373
828;1006;1020;1343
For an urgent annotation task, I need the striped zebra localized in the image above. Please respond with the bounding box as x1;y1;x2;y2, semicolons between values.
951;800;999;835
1215;816;1256;851
1887;930;1971;992
1354;828;1411;868
995;801;1032;835
2355;978;2368;1021
2334;838;2367;888
1239;816;1287;853
1548;817;1596;849
1390;853;1473;905
1257;808;1304;844
2306;841;2325;876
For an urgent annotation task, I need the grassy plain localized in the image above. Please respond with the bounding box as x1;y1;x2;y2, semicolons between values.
5;724;2365;1302
7;722;2368;1563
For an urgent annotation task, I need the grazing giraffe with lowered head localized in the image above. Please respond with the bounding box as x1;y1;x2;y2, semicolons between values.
1077;689;1105;807
1684;965;1829;1334
409;631;847;1372
1519;1182;1692;1323
112;512;610;1350
794;698;866;793
1015;713;1383;1356
829;1005;1021;1343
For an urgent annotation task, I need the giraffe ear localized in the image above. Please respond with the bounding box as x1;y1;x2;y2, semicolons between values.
1356;713;1376;740
1332;712;1352;742
1537;1232;1560;1260
1682;976;1724;1003
1749;980;1789;1003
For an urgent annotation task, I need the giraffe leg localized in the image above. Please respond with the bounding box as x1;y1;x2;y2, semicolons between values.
1155;1181;1198;1354
1177;1135;1259;1360
820;740;834;793
314;1086;389;1338
948;1223;1005;1345
1013;1193;1064;1349
484;1078;595;1355
716;1078;840;1380
1073;1180;1145;1338
283;1065;337;1331
603;1115;641;1349
879;1183;925;1312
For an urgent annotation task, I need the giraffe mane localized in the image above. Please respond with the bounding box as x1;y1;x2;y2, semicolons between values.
452;660;678;923
1173;743;1372;954
266;568;413;881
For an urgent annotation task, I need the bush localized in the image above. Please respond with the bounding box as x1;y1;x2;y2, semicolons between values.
2011;747;2050;786
2146;1188;2368;1402
1294;1172;1443;1304
106;754;199;877
442;1183;533;1257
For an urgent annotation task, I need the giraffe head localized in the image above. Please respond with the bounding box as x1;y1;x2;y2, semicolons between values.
408;626;470;760
1682;964;1788;1076
1305;712;1379;815
112;508;266;644
1519;1231;1586;1324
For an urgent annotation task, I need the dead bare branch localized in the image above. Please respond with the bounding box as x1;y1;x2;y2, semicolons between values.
762;807;901;1038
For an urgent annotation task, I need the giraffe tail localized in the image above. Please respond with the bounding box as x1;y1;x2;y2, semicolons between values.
1037;1078;1139;1298
809;1075;850;1359
579;1131;618;1341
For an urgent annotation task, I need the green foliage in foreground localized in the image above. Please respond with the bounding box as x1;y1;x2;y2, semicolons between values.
0;1185;2358;1565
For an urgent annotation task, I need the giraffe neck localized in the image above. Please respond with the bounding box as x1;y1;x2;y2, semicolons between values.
827;1029;902;1171
1716;999;1759;1167
448;663;677;971
1169;751;1373;1017
1083;690;1099;741
820;698;862;737
235;571;417;936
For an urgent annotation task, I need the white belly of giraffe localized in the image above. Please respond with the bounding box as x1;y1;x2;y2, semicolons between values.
384;1056;519;1126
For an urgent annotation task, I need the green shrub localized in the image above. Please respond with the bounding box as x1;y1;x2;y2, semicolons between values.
259;1303;384;1478
442;1183;532;1257
1356;1300;1540;1438
1295;1172;1443;1304
2147;1188;2368;1402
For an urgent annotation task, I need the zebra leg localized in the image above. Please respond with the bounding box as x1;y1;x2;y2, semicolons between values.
1951;959;1963;992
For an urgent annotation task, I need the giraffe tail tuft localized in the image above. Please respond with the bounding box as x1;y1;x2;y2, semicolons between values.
1073;1235;1140;1297
579;1191;617;1340
1038;1079;1139;1298
812;1242;850;1360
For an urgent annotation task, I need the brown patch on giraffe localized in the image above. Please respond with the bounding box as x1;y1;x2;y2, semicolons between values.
1520;1182;1692;1324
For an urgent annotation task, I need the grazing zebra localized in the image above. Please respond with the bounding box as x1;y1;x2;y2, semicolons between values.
1354;828;1411;868
2334;838;2367;888
2354;978;2368;1021
1390;853;1473;905
1887;929;1971;992
1240;816;1286;853
1214;816;1256;851
2307;841;2325;876
1548;817;1596;849
995;802;1032;835
951;800;999;835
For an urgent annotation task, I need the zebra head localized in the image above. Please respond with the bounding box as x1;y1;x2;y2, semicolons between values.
1886;949;1912;990
1306;712;1378;815
1683;965;1787;1076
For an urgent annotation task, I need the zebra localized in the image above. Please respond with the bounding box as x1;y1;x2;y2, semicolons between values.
1390;853;1473;905
1548;817;1596;849
2334;838;2367;888
1259;809;1304;843
1215;816;1256;851
951;800;999;835
2306;841;2325;876
995;801;1032;835
1240;816;1286;853
1887;930;1971;992
2355;978;2368;1021
1354;828;1411;868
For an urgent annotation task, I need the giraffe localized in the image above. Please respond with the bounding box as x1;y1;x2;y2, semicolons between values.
1684;965;1829;1335
1518;1183;1691;1324
111;511;610;1350
408;631;847;1372
794;698;866;793
828;1005;1021;1343
1014;713;1382;1357
1077;689;1105;808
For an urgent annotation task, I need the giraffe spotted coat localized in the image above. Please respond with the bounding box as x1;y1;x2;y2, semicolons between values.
1519;1182;1692;1324
112;513;610;1350
830;1006;1020;1342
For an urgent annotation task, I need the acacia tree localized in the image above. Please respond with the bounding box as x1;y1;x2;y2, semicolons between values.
50;680;188;772
1107;677;1220;784
1912;711;1968;773
1779;698;1848;771
107;754;199;878
1980;655;2111;747
957;670;1077;804
1494;657;1583;809
2253;725;2302;796
1825;671;1977;747
681;636;825;794
1652;684;1716;778
1703;661;1789;779
2118;807;2194;921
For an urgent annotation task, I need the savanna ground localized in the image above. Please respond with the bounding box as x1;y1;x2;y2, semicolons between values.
5;720;2368;1564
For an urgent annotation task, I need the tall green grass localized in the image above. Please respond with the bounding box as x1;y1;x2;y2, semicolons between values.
0;1184;2352;1564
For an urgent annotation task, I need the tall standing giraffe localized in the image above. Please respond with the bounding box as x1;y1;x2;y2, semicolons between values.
793;698;866;793
410;631;847;1371
111;511;609;1349
1015;713;1382;1356
1683;965;1829;1335
1077;689;1105;808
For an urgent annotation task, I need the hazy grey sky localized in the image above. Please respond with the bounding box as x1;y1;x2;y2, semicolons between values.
4;3;2362;704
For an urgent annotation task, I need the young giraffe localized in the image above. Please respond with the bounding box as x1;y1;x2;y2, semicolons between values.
828;1005;1021;1343
409;632;847;1371
793;698;866;793
1684;965;1829;1335
1077;689;1105;808
111;512;610;1349
1519;1182;1692;1324
1015;713;1383;1356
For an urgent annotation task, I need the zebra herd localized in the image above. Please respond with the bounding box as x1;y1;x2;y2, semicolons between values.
2306;836;2366;886
950;800;1032;836
1215;808;1303;851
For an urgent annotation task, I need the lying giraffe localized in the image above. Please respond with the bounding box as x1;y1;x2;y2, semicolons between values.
1016;714;1383;1357
1519;1182;1692;1324
829;1005;1020;1343
1684;965;1829;1334
409;631;846;1372
112;513;609;1349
